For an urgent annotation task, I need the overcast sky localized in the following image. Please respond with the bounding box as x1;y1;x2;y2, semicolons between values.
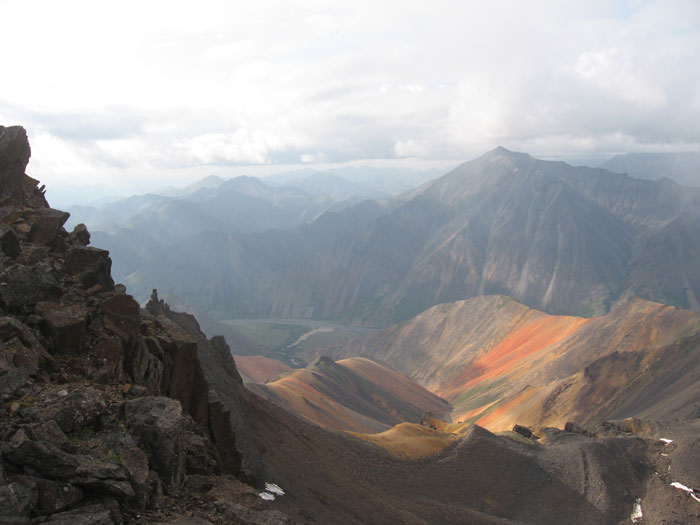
2;0;699;194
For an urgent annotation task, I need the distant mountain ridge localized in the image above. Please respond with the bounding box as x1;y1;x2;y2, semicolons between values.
601;151;700;188
74;147;700;324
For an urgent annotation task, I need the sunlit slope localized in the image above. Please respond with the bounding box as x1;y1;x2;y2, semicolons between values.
247;356;451;433
326;295;700;431
348;422;460;459
232;354;293;383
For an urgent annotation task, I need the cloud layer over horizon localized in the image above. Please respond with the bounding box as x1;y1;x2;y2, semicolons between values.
2;0;699;191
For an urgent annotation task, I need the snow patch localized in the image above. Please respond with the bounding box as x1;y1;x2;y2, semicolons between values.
630;498;643;523
660;438;673;444
259;492;275;501
265;483;285;496
670;482;700;503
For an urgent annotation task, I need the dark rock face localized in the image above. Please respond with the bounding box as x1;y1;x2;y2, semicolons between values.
0;126;30;204
0;224;20;258
145;291;263;483
64;246;115;292
0;127;283;523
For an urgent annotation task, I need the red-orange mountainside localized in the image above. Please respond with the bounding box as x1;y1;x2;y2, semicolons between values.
321;295;700;431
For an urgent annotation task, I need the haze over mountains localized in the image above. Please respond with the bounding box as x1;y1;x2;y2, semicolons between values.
5;125;700;524
601;152;700;188
77;147;700;328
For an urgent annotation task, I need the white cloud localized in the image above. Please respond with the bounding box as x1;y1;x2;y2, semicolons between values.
1;0;699;190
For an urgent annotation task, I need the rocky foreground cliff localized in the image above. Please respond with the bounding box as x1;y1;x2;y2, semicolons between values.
1;125;700;524
0;125;289;523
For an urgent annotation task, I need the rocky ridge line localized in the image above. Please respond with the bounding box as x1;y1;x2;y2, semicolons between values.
0;125;288;524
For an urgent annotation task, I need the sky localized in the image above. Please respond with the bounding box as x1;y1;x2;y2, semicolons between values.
1;0;700;197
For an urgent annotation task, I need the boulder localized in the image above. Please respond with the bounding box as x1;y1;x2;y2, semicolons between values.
44;501;120;524
124;396;188;490
99;294;140;340
0;224;20;258
26;388;106;434
512;424;533;439
0;263;62;311
91;336;124;384
10;475;83;515
103;431;150;509
69;223;90;246
0;126;30;203
30;419;75;452
1;439;133;499
27;208;70;246
0;480;38;518
125;338;164;394
35;301;88;354
0;367;31;397
64;246;114;292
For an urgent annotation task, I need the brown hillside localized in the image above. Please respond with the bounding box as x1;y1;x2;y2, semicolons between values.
324;295;700;430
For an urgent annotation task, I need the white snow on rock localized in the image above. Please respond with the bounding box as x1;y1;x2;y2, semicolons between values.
630;498;643;523
670;482;700;503
660;438;673;444
259;492;275;501
265;483;285;496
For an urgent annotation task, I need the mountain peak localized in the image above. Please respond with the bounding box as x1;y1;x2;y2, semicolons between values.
481;145;533;163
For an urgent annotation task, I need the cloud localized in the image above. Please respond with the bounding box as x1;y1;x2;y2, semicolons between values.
2;0;700;190
176;130;276;165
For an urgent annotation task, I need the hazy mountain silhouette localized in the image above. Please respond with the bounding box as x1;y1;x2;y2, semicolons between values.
601;151;700;187
77;148;700;324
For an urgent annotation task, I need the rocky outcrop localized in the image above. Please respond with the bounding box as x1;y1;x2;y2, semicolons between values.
144;290;263;483
0;127;282;523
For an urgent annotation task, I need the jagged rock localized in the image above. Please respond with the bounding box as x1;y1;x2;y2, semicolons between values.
0;126;30;203
44;501;120;524
10;475;83;515
0;480;38;518
26;388;106;434
27;208;70;246
0;224;20;258
124;396;188;491
92;336;124;384
125;338;164;394
69;223;90;246
145;470;164;510
103;431;150;509
0;263;62;311
0;318;44;380
1;439;134;499
144;295;263;483
564;421;594;437
64;246;114;292
0;368;31;397
35;301;88;354
183;432;213;476
512;424;533;439
100;294;140;340
29;420;75;452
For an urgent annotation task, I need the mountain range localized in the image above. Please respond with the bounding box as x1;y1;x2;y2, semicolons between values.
3;125;700;524
601;151;700;188
317;295;700;430
85;147;700;327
